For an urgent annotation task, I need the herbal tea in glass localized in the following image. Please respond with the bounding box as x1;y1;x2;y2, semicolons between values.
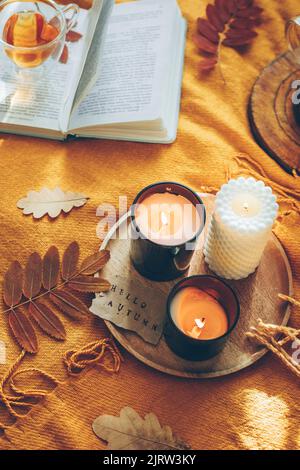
3;11;59;67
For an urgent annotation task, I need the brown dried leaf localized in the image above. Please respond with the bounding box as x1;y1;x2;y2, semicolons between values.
59;45;69;64
206;4;224;32
3;261;23;307
197;18;219;43
230;18;257;29
66;30;83;42
50;289;89;320
93;407;189;451
29;301;66;341
194;34;218;54
68;276;111;293
23;252;42;299
199;56;218;71
224;0;237;14
43;246;60;290
225;29;257;40
236;6;263;18
80;250;110;275
8;309;38;353
215;0;230;23
223;36;254;46
62;241;79;281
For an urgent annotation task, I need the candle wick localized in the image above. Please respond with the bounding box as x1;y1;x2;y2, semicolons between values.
195;317;206;329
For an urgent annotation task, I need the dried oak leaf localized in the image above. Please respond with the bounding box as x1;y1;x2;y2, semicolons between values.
195;0;263;72
17;187;88;219
93;407;189;451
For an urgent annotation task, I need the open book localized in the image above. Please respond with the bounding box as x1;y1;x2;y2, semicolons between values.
0;0;187;143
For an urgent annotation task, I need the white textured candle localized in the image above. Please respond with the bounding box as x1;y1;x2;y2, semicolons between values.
203;177;279;280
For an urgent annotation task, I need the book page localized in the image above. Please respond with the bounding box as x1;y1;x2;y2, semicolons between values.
69;0;179;131
0;0;104;134
72;0;114;112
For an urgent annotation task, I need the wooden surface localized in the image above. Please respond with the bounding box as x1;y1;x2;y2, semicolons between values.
249;51;300;175
98;194;293;379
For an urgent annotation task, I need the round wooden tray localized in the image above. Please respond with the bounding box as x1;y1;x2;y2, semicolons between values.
249;51;300;175
99;194;293;378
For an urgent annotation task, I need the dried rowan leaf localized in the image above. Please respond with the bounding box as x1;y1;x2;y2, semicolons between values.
8;309;38;353
199;56;218;71
230;18;257;29
223;36;254;46
236;6;263;18
197;18;219;43
80;250;110;275
29;301;66;341
62;241;80;281
49;289;89;320
66;30;83;42
3;261;23;307
23;252;42;299
93;407;189;451
43;246;60;290
68;276;111;293
225;29;257;40
196;0;262;71
194;34;218;54
60;45;69;64
17;187;88;219
215;0;230;23
224;0;237;14
206;4;224;32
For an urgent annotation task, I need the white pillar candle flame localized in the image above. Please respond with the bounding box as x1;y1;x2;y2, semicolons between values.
204;177;279;280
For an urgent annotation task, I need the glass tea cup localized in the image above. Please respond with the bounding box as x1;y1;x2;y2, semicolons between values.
0;0;79;73
286;16;300;53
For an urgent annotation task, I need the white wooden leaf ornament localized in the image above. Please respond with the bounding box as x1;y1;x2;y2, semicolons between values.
92;406;189;450
17;187;88;219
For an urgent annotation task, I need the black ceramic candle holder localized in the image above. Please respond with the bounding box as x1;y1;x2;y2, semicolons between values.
130;182;206;282
164;275;240;361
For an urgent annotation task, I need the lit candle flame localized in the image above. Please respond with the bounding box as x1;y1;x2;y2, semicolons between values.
243;202;249;212
188;317;206;339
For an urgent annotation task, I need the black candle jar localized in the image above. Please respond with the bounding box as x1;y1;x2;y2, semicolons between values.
164;275;240;361
130;182;206;282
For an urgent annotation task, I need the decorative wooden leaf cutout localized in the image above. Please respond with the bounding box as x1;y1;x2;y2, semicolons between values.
3;261;23;307
23;252;42;299
2;242;111;352
62;241;80;281
195;0;263;72
29;301;66;341
8;309;38;354
17;187;88;219
43;246;60;290
69;276;111;293
93;407;189;451
50;290;89;320
80;250;110;275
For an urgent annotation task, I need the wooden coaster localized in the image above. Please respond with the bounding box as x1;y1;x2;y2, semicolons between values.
249;51;300;175
98;194;293;378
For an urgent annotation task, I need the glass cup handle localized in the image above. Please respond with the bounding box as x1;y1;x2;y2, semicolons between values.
286;16;300;51
62;4;80;33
